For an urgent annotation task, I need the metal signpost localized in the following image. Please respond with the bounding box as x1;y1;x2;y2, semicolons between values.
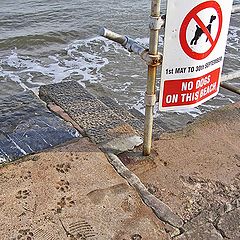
143;0;162;155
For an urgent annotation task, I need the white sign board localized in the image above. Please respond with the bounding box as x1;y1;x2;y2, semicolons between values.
159;0;233;111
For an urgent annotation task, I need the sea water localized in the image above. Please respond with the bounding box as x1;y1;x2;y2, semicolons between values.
0;0;239;128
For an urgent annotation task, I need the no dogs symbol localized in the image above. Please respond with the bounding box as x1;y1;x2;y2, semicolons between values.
180;1;222;60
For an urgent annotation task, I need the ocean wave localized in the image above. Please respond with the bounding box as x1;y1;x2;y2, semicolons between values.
0;37;111;94
0;30;82;50
227;26;240;51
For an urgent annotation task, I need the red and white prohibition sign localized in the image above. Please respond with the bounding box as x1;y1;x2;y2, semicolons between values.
180;1;223;60
159;0;233;111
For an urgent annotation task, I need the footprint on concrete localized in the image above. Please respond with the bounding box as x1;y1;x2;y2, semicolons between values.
87;183;129;205
16;189;31;200
11;228;34;240
33;227;55;240
56;179;70;193
63;220;97;239
56;196;75;213
56;163;71;174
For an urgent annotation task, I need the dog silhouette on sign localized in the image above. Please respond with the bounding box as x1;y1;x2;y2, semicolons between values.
190;15;217;45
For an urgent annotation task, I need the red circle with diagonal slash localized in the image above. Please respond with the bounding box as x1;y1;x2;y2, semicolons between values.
180;1;222;60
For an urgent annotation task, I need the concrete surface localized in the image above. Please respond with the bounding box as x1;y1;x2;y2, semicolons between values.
0;138;169;240
119;102;240;239
0;91;79;163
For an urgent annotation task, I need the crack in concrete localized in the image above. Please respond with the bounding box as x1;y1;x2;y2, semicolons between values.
106;152;184;229
213;216;229;239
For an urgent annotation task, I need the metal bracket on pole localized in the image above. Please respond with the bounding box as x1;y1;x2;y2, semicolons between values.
99;27;163;67
145;93;156;106
99;27;146;55
149;16;164;30
141;50;162;66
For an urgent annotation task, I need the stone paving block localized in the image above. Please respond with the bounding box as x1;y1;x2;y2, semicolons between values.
39;81;141;145
0;91;80;163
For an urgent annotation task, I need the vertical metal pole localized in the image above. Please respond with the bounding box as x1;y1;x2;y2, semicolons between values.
143;0;161;156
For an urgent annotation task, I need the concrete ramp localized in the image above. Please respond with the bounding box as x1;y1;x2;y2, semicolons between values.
0;91;80;163
39;81;146;152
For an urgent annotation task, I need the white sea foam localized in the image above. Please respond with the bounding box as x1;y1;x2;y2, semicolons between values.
0;36;138;95
1;37;112;93
0;156;7;164
0;69;29;91
227;26;240;52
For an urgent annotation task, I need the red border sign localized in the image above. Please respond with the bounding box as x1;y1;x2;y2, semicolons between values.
180;1;222;60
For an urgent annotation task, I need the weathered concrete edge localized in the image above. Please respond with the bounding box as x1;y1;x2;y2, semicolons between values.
100;135;143;155
107;152;184;229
